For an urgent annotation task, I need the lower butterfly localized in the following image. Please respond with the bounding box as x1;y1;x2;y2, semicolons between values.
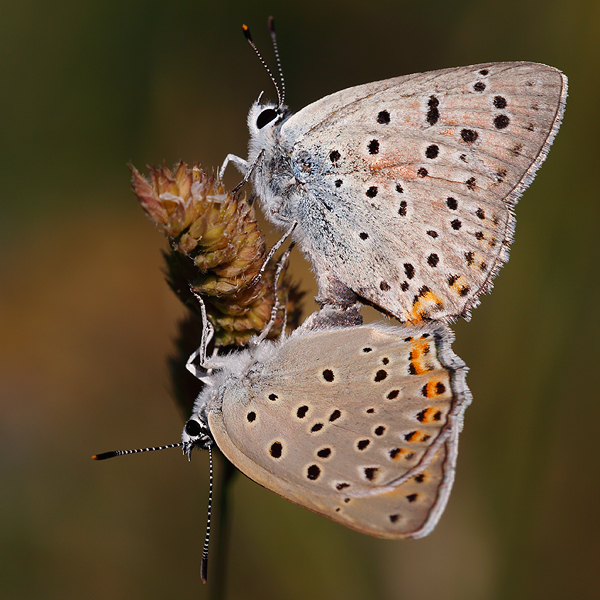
183;318;471;538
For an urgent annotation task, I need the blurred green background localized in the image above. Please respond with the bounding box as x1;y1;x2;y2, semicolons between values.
1;1;598;598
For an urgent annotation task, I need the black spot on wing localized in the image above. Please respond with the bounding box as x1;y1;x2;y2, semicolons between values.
425;144;439;159
494;115;510;129
426;95;439;125
377;110;390;124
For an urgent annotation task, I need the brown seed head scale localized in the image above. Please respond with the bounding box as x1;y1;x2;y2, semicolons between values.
130;162;303;413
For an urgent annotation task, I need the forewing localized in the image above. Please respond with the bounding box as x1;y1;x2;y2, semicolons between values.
208;322;470;537
282;62;567;321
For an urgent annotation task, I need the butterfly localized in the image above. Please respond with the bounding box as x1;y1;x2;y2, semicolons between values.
182;318;471;538
221;37;567;323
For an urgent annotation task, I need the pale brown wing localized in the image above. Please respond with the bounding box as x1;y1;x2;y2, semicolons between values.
281;62;567;321
208;322;470;537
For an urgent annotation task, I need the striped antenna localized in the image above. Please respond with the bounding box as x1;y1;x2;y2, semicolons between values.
268;17;286;106
92;442;182;461
201;444;214;584
242;23;283;108
93;438;216;585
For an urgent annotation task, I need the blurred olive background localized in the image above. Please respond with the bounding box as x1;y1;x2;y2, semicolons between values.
1;1;598;599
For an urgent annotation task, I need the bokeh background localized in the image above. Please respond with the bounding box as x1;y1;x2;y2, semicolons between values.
1;1;598;599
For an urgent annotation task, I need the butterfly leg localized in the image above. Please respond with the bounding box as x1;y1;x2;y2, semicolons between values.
185;289;217;381
218;154;248;180
248;221;297;288
253;241;295;344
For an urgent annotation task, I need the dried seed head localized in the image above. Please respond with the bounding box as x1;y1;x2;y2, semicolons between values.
131;161;303;348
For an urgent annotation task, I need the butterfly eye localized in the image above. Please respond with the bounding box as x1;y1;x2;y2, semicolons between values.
256;108;279;129
185;419;202;437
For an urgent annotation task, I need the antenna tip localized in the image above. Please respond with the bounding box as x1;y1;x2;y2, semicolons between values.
268;16;275;32
242;24;252;41
92;451;118;461
201;557;208;584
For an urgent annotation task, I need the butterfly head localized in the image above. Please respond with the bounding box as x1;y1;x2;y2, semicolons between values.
248;99;289;140
243;18;289;144
181;414;213;459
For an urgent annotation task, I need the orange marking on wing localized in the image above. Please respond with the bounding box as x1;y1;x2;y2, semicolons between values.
409;290;444;322
449;276;463;290
405;430;432;443
417;408;443;424
408;313;424;325
449;275;472;297
422;380;445;398
409;340;431;374
390;448;409;461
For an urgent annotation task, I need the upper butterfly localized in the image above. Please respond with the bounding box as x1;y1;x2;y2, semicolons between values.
221;29;567;323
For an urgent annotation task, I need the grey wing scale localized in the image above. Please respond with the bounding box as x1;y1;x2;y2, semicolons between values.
208;322;471;537
281;62;567;321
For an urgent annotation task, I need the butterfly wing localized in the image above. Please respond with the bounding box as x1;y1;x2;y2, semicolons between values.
276;62;567;321
207;323;471;538
335;431;459;539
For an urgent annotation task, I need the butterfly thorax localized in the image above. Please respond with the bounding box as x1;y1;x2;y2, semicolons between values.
247;101;302;226
189;340;281;426
182;346;264;456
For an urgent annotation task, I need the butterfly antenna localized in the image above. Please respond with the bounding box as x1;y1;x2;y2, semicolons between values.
201;444;214;584
242;23;283;108
92;442;182;461
267;17;286;106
